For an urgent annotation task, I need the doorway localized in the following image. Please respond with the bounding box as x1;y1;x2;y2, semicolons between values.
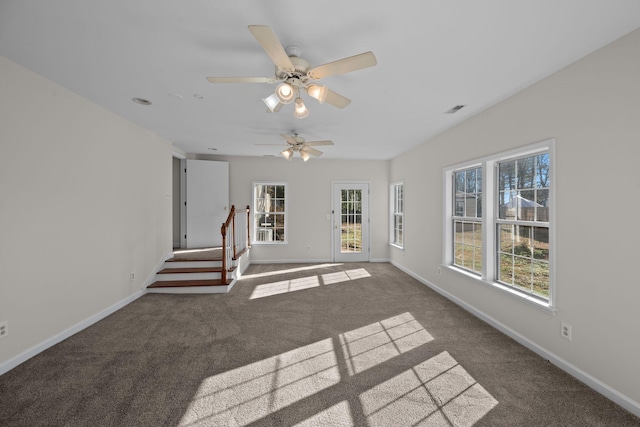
185;159;229;248
172;158;229;249
333;182;370;262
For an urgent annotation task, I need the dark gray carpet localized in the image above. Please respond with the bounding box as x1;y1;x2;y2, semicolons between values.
1;263;638;426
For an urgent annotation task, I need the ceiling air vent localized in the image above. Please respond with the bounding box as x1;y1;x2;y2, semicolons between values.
445;105;466;114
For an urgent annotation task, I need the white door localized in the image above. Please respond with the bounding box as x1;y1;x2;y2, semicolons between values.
333;182;370;262
185;159;229;248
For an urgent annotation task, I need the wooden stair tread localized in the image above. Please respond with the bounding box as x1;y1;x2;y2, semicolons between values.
158;267;222;274
166;257;222;262
147;279;231;288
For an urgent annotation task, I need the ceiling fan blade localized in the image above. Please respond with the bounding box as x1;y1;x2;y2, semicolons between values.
207;76;277;84
307;51;377;80
302;146;323;157
280;134;298;145
324;89;351;109
267;102;283;113
305;140;334;146
248;25;295;73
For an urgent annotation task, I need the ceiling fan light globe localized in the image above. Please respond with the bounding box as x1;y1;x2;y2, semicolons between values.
293;98;309;119
306;84;328;104
299;149;311;161
262;93;280;112
275;83;295;104
281;148;294;160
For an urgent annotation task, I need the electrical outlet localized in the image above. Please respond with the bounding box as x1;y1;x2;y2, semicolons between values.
0;321;8;340
130;272;135;282
561;322;572;341
438;267;442;275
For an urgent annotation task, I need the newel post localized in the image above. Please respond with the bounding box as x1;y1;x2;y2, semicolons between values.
221;224;227;283
246;205;251;247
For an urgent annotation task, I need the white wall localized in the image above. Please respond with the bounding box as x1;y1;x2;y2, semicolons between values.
195;155;390;263
390;29;640;410
0;56;173;371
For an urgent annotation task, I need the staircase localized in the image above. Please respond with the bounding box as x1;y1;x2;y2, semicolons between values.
146;252;235;294
146;205;251;294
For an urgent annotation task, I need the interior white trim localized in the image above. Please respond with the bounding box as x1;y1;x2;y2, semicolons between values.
141;250;175;290
249;258;389;264
331;180;371;262
389;180;404;248
443;264;556;315
442;138;556;309
250;258;333;264
390;260;640;418
0;290;145;376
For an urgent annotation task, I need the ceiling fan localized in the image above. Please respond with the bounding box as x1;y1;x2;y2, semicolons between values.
258;133;334;161
207;25;377;118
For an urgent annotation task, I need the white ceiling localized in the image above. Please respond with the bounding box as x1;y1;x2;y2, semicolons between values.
2;1;639;160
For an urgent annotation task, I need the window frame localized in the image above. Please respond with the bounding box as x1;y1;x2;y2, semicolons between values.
443;139;556;313
389;181;404;249
451;166;483;275
252;181;288;245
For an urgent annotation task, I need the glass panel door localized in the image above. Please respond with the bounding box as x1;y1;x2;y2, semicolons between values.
333;182;369;262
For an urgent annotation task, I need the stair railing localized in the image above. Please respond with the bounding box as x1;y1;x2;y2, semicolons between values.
220;205;251;283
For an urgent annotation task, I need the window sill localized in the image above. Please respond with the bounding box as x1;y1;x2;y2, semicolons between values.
388;243;404;250
444;265;557;315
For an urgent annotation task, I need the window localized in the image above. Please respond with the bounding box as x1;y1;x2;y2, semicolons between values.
253;182;286;243
452;167;482;274
444;140;554;310
390;182;404;247
496;152;550;299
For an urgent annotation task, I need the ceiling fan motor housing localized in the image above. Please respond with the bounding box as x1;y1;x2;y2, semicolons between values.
276;56;310;82
207;26;375;111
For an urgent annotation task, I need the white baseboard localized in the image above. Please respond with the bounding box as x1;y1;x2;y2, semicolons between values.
250;258;333;264
238;259;251;276
390;260;640;418
0;290;145;376
249;258;389;264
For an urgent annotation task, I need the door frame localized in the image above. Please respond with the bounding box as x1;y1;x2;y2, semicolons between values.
332;181;370;262
184;159;229;248
179;158;187;249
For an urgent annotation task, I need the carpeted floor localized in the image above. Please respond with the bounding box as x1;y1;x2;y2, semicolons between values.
1;262;638;426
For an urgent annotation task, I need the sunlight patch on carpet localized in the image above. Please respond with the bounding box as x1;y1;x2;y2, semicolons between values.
173;248;217;254
249;275;321;299
179;339;339;426
292;401;354;427
359;351;498;427
340;312;434;375
322;268;371;285
178;314;490;427
241;263;343;280
249;268;371;299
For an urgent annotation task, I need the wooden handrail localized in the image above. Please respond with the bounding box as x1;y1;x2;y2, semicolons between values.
223;205;237;229
220;204;250;283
